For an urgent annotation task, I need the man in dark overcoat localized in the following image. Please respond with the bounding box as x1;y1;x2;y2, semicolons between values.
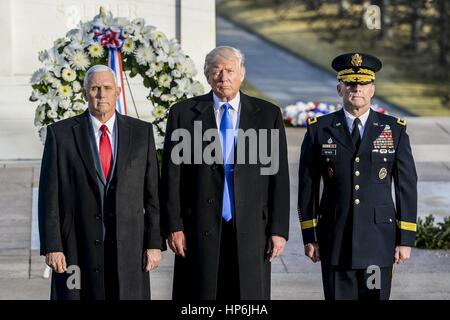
39;65;162;300
161;46;290;300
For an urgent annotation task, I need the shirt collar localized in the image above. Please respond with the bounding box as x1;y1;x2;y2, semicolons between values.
213;91;241;112
89;112;116;134
343;107;370;127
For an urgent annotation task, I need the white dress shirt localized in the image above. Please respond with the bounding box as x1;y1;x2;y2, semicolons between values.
213;92;241;131
343;107;370;137
89;112;116;161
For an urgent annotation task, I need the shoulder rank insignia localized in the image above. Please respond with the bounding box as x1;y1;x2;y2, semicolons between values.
396;118;407;126
307;117;318;125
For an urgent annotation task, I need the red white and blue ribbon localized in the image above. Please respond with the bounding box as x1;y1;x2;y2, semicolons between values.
93;27;127;114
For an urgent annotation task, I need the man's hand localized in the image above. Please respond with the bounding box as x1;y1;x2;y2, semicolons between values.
267;235;287;262
45;252;67;273
304;243;320;263
394;246;411;264
168;231;187;257
145;249;161;272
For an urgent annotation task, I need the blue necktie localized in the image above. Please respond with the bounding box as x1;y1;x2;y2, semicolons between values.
220;103;234;222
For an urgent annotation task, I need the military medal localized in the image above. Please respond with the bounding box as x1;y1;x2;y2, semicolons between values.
328;167;334;178
379;167;387;180
373;125;395;153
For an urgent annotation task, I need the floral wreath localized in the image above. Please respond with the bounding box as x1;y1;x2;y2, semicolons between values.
30;8;204;148
283;101;388;127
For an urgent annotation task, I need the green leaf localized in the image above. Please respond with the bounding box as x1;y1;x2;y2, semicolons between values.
143;77;151;88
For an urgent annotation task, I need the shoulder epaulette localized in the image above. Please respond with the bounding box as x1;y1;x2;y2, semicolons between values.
396;118;407;126
307;117;318;125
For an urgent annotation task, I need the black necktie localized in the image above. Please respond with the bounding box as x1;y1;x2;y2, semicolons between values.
352;118;361;150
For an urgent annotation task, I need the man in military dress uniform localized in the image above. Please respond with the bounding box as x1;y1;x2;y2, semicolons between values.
297;53;418;300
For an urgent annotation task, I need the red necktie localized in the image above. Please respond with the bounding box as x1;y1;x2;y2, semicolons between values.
99;124;112;180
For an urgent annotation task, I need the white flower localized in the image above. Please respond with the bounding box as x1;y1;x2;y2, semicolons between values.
132;18;145;29
67;50;90;71
34;104;46;126
58;85;73;98
30;89;42;102
59;99;71;110
170;87;183;99
73;102;85;111
159;119;167;133
61;68;77;82
135;46;155;65
166;41;183;68
145;67;156;78
113;17;129;28
155;49;168;63
30;68;47;84
154;62;164;72
160;94;175;102
153;131;164;150
122;39;136;55
45;88;60;111
177;58;197;77
174;78;191;94
46;75;61;89
158;74;172;88
47;110;58;119
72;81;82;93
42;48;69;77
123;25;135;38
189;81;204;96
88;43;104;58
151;31;168;48
152;106;166;119
152;87;162;98
38;50;48;62
62;110;76;119
92;15;108;30
137;25;156;43
171;69;182;78
66;29;88;51
104;14;115;27
53;37;67;48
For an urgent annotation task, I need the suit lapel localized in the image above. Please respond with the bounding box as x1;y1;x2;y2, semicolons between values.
360;109;384;152
238;91;260;133
234;92;260;170
114;113;131;182
85;115;108;186
193;91;217;130
327;109;355;153
193;91;223;162
73;111;100;185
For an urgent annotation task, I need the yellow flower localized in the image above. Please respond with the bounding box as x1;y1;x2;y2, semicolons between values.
61;68;76;82
88;43;104;58
122;39;135;55
58;85;73;98
152;106;165;119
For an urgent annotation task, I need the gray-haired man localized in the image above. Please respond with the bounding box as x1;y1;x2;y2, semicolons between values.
161;46;290;300
39;64;163;300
